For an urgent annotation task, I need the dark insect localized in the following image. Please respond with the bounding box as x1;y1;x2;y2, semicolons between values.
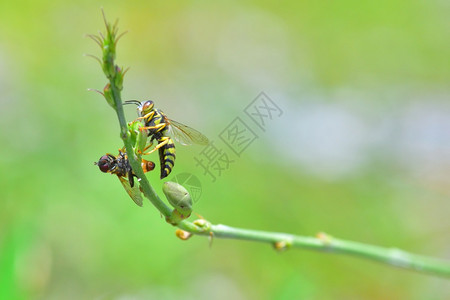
95;149;155;206
125;100;209;179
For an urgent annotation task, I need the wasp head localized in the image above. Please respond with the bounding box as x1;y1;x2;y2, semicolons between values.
139;100;154;116
95;154;117;173
124;100;154;117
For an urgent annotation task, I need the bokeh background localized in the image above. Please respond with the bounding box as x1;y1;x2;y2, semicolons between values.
1;1;450;299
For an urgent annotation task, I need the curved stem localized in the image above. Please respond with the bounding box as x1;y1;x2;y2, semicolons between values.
112;83;173;217
94;13;450;279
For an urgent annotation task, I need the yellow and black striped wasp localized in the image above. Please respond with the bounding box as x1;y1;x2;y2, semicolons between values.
95;149;155;206
125;100;209;179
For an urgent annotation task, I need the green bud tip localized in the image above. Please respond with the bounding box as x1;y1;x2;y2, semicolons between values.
316;232;332;245
273;241;291;252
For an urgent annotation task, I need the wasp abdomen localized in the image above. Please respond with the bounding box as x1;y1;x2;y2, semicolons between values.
141;160;156;173
159;140;176;179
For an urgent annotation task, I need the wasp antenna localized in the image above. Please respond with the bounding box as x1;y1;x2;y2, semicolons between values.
124;100;141;106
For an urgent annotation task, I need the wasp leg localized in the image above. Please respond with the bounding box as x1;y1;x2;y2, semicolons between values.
139;123;166;132
136;142;154;155
143;137;171;155
137;111;155;121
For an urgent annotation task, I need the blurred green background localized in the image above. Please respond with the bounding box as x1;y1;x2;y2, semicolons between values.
1;0;449;299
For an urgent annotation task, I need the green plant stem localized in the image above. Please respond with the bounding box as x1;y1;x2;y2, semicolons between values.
97;15;450;279
110;85;201;226
97;13;200;227
112;84;450;278
113;91;173;218
205;225;450;277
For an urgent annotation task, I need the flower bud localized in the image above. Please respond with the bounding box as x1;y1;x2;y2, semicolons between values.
103;83;115;109
273;240;291;252
162;182;192;216
102;38;116;79
192;219;211;232
127;121;147;154
114;66;124;90
175;229;192;240
316;232;332;245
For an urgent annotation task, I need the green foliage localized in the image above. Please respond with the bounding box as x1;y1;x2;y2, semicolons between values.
1;1;449;299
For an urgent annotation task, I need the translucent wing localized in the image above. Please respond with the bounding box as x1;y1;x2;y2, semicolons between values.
118;176;143;207
166;119;209;146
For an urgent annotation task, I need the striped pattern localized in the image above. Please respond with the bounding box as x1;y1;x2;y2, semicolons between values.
143;108;177;179
159;140;176;179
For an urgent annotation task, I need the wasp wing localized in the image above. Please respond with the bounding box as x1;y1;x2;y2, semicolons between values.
166;119;209;146
118;176;143;207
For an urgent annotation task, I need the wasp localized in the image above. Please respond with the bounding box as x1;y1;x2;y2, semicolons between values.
95;149;155;206
125;100;209;179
